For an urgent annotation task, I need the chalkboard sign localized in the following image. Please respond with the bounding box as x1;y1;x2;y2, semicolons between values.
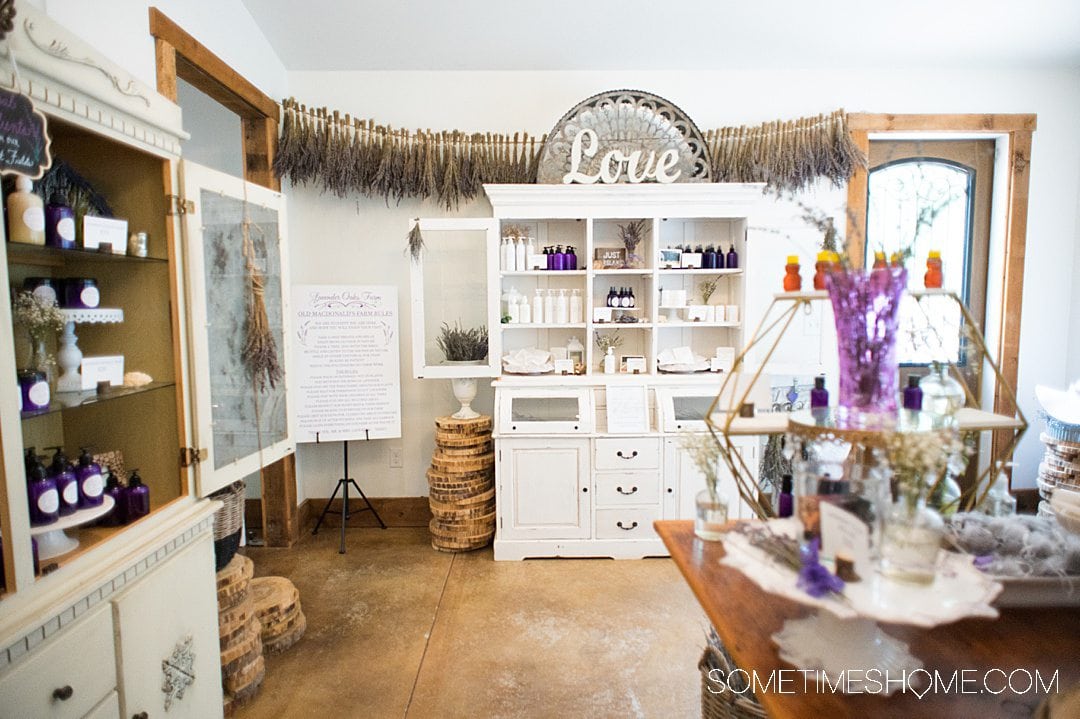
0;87;51;179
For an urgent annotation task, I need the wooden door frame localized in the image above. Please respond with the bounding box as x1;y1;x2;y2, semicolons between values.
150;8;297;547
845;113;1036;472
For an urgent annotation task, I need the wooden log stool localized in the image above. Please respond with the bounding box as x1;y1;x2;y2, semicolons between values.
217;555;266;714
428;416;496;552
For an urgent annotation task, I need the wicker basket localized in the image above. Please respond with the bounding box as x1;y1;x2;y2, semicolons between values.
699;640;767;719
211;481;246;571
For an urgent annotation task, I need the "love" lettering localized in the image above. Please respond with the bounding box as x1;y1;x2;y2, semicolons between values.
562;129;682;185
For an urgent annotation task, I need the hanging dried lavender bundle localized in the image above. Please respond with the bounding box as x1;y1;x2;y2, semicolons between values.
407;221;425;262
241;226;282;392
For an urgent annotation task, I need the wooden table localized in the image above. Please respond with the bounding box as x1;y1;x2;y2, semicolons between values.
656;520;1080;718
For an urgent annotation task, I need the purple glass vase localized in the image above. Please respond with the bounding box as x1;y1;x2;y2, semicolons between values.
826;267;907;421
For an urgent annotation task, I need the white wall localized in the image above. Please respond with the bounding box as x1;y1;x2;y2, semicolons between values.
287;69;1080;499
29;0;287;100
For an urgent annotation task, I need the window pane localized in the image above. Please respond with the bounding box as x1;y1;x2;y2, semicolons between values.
867;161;972;364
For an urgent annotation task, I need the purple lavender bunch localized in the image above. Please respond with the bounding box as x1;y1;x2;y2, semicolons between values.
797;538;845;598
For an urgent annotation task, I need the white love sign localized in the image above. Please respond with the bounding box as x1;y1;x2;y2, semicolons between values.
562;128;682;185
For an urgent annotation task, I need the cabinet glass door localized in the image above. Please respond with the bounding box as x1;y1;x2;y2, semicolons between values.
180;162;292;496
409;218;499;379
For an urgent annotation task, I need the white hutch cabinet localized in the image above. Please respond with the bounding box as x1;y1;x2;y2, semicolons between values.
0;5;288;716
476;184;771;559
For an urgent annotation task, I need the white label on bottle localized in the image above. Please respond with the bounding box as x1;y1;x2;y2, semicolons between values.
38;488;59;514
31;285;57;305
82;472;103;498
62;481;78;505
80;286;100;307
23;206;45;232
57;216;76;241
28;380;49;407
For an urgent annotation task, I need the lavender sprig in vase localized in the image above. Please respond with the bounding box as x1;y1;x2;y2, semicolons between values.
826;266;907;424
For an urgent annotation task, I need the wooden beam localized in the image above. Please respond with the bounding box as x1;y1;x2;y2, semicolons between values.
260;454;298;547
992;129;1033;469
242;116;280;192
149;7;278;121
154;38;177;102
848;113;1037;134
845;130;869;267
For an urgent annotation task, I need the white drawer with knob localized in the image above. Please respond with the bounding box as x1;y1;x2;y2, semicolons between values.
594;438;660;470
595;507;660;540
0;606;116;719
594;472;660;506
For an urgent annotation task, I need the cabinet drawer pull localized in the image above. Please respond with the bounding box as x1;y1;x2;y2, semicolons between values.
616;521;638;531
616;486;638;495
616;450;639;459
133;712;149;719
52;685;74;701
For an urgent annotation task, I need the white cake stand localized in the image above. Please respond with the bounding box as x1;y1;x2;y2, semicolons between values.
720;520;1002;695
30;494;115;560
56;308;123;393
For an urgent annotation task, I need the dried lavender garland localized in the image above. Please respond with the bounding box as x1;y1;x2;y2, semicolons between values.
274;100;863;207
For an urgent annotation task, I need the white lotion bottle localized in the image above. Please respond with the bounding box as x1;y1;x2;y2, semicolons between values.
7;175;45;245
603;347;616;374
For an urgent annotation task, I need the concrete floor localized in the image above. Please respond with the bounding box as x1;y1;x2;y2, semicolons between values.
235;527;707;719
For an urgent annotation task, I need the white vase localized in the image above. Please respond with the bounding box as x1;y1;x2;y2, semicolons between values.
450;378;479;419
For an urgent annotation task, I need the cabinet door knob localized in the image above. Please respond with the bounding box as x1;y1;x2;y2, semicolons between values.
52;685;74;701
616;521;638;531
616;450;638;459
582;487;588;493
133;713;149;719
616;486;638;495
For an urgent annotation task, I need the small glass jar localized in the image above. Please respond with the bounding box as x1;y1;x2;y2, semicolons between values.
62;278;100;309
921;363;964;418
22;277;59;306
18;369;50;412
127;231;148;258
880;498;944;584
694;489;728;541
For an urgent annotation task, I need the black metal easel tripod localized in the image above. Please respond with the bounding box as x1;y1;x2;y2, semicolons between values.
311;430;386;553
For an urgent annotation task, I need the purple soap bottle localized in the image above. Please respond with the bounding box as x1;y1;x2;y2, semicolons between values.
810;376;829;412
566;246;578;270
778;474;794;518
26;449;59;527
123;469;150;522
47;446;80;516
552;245;566;271
903;375;923;411
100;473;126;526
75;448;104;508
726;243;739;269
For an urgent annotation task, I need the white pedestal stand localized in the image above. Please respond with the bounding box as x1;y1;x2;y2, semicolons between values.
56;308;124;393
30;494;115;560
450;378;479;419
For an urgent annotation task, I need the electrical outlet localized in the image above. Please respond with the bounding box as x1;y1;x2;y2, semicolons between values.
388;447;404;468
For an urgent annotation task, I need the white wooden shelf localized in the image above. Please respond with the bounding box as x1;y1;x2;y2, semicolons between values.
501;323;587;329
500;270;587;276
659;322;742;329
657;268;744;276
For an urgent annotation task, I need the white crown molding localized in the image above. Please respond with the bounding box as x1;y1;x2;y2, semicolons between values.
483;183;769;219
0;0;187;158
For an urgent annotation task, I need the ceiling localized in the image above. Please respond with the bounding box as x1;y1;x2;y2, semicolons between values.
241;0;1080;72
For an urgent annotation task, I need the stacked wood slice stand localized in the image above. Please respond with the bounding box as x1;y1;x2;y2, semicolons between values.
250;576;308;653
217;555;264;715
428;415;496;551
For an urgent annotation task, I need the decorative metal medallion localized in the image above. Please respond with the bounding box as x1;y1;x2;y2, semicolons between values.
161;635;196;710
537;89;712;185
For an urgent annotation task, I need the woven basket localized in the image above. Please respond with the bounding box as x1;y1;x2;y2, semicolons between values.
211;481;246;570
699;643;767;719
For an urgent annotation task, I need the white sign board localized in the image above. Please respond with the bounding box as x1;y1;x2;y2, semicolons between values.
292;285;401;442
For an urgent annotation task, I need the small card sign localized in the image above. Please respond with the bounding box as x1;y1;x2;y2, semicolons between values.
0;88;52;179
594;247;626;269
606;385;649;433
820;502;871;577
